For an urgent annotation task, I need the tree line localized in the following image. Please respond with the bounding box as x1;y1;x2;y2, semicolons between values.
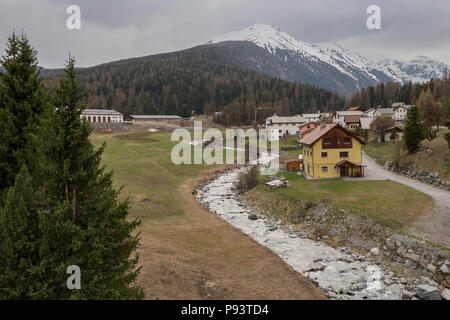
346;74;450;110
0;33;143;299
44;45;346;123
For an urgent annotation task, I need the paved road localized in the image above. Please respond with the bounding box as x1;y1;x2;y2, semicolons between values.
345;153;450;246
354;152;450;208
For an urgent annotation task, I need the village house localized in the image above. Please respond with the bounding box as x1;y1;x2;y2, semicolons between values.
81;109;123;123
346;106;362;111
378;126;404;142
344;115;363;130
360;117;373;130
392;103;411;125
374;107;395;118
299;123;366;178
301;112;321;123
332;111;364;127
296;122;320;140
265;114;307;141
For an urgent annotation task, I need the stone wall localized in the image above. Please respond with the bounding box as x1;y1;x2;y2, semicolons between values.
384;161;449;191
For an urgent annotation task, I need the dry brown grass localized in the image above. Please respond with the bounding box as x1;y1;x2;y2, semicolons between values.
92;129;326;300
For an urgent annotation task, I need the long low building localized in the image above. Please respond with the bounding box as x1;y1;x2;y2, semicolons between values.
129;115;182;121
81;109;123;123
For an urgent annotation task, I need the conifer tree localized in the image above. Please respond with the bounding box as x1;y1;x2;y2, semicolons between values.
0;165;42;299
37;56;144;299
0;33;49;197
404;105;425;153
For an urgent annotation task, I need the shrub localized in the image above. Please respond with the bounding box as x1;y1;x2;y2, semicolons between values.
236;166;259;192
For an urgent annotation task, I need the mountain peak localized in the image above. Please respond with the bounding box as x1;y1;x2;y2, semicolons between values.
208;24;318;56
208;25;449;93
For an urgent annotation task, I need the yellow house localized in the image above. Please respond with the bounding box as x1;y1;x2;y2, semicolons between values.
299;123;366;178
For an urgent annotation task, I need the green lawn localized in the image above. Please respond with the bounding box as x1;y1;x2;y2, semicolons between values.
280;134;299;148
363;129;450;180
91;129;216;220
363;142;399;165
281;149;301;159
251;172;432;228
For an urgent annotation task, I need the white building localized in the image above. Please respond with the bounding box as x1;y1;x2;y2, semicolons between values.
392;103;411;125
265;114;307;141
302;112;321;123
81;109;123;123
375;107;395;118
364;108;378;120
360;117;373;130
332;111;364;126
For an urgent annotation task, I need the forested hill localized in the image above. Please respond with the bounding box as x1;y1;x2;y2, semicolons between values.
43;42;345;118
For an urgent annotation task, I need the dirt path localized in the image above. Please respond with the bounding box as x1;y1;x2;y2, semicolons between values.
137;166;327;300
359;152;450;247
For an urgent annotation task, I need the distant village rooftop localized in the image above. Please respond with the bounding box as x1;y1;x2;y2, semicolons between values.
81;109;123;123
267;114;307;124
299;123;365;146
81;109;123;116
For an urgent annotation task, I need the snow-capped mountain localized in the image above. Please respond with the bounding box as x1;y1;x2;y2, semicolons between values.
207;24;448;95
379;56;448;83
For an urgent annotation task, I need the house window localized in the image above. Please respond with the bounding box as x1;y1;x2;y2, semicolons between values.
343;137;351;144
321;166;328;173
340;151;349;158
337;137;341;143
321;152;328;158
323;138;331;144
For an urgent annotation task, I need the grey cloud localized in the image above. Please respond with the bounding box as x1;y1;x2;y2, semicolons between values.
0;0;449;68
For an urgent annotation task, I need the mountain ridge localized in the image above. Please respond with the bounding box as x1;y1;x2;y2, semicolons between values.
208;24;448;95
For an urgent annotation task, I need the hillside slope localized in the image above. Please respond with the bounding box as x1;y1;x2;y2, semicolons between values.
43;43;345;117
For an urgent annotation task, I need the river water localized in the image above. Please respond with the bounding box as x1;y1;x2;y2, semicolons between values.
195;167;415;300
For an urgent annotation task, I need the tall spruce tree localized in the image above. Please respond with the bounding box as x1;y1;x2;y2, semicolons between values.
0;165;42;299
0;33;49;197
36;56;144;299
404;105;425;153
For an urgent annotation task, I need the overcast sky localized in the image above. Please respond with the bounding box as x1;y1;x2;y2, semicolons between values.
1;0;449;68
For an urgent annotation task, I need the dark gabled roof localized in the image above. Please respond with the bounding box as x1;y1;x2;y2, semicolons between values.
298;123;366;146
344;115;363;123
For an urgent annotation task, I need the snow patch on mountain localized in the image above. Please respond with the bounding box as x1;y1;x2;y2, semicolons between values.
316;42;403;83
208;24;356;79
208;24;449;94
379;56;448;83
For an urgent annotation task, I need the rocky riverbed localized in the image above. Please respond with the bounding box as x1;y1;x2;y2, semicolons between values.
194;167;445;300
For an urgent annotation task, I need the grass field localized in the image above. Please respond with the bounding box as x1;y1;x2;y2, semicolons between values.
363;129;450;180
91;128;326;300
250;172;433;228
363;141;399;165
